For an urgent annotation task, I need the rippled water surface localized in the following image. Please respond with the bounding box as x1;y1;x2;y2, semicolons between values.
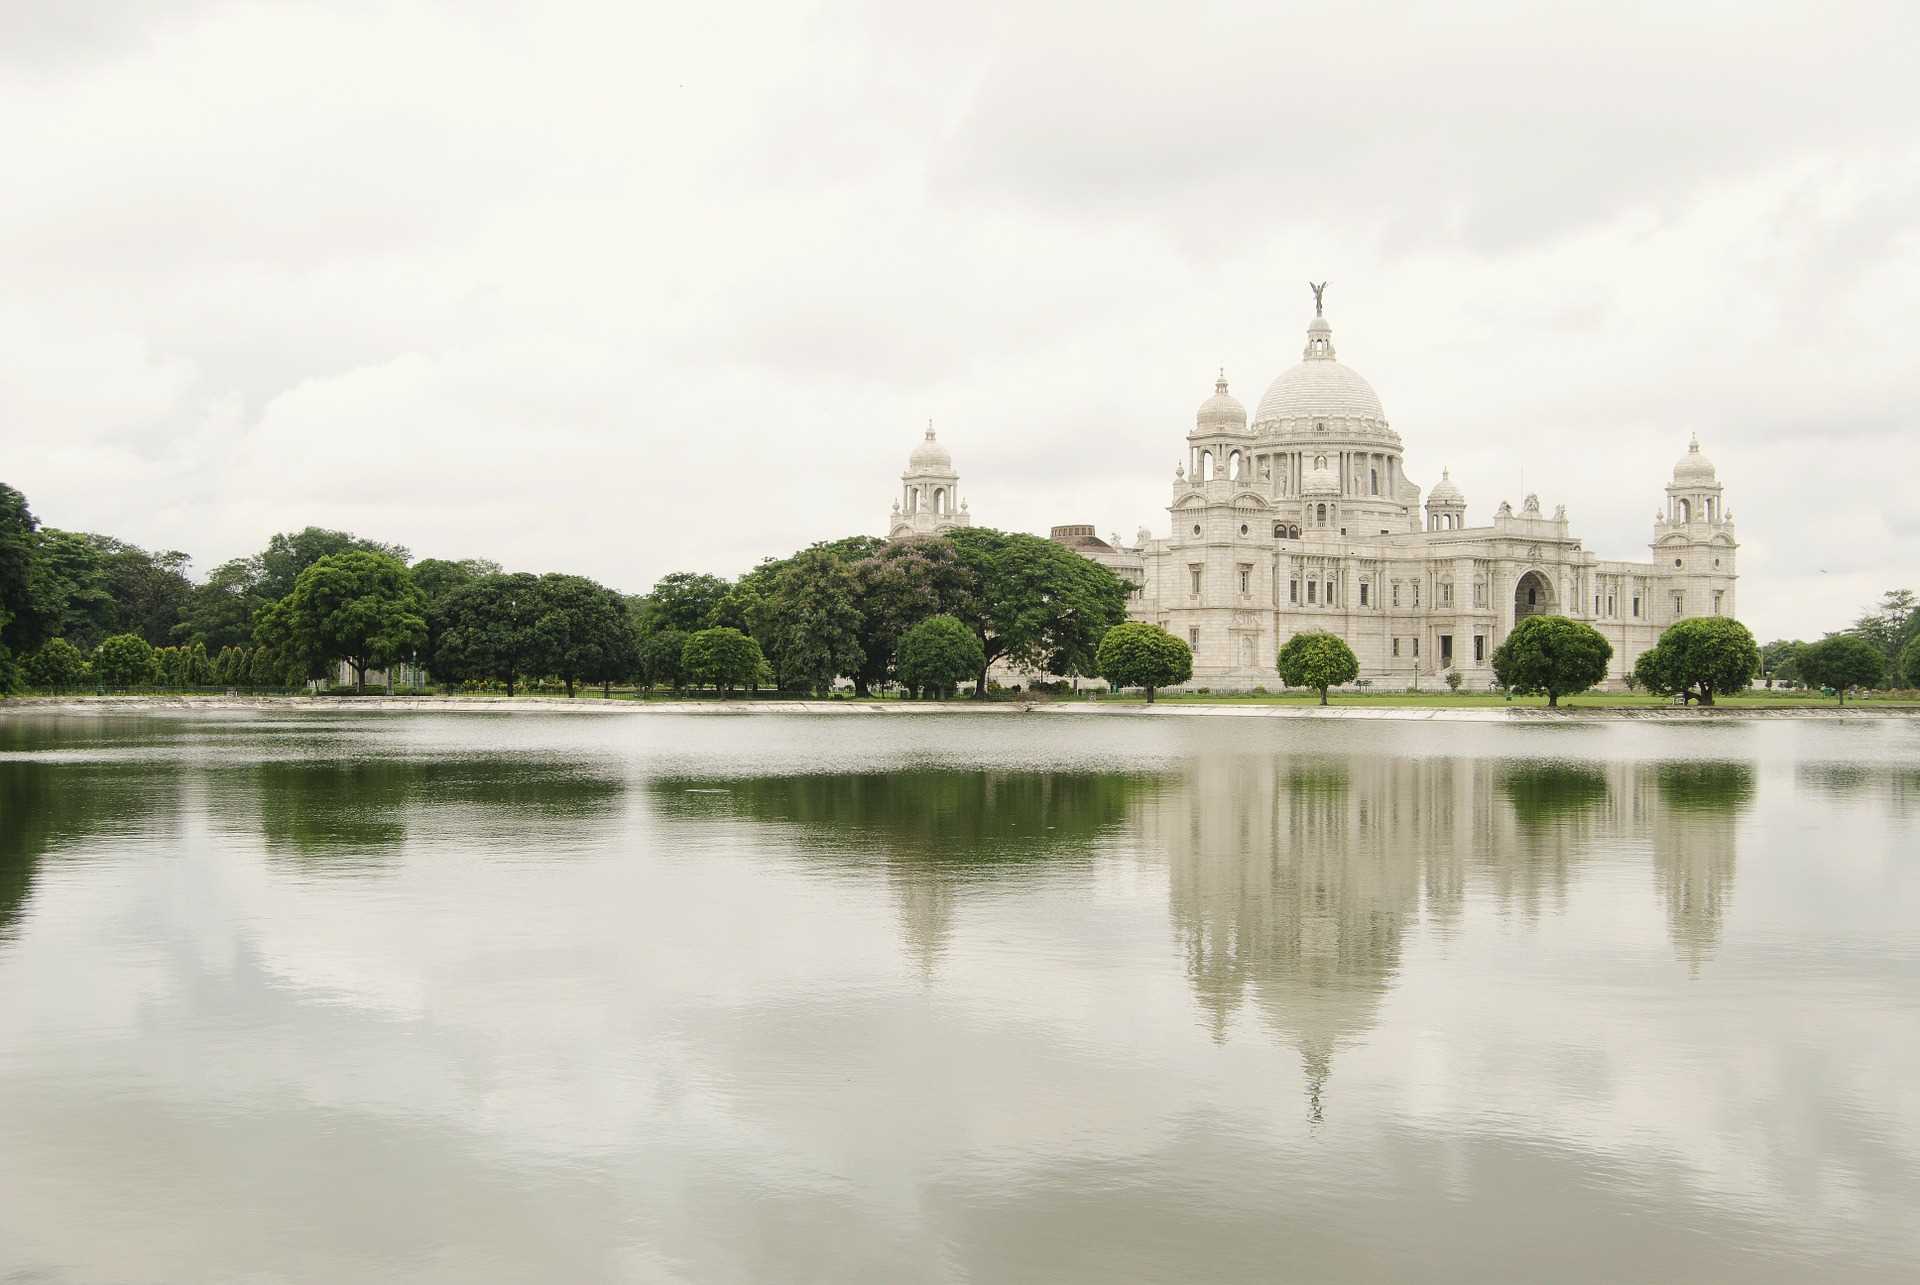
2;709;1918;1283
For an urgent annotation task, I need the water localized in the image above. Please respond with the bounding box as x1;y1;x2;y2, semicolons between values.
2;709;1917;1283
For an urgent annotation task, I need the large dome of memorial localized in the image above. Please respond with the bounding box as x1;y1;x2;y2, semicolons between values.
1253;312;1387;428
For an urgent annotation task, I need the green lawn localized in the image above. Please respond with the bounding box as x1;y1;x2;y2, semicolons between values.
1094;688;1918;709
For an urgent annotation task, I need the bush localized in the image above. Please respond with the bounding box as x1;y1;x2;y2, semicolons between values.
1444;669;1463;692
1094;622;1192;703
25;638;89;690
93;633;157;687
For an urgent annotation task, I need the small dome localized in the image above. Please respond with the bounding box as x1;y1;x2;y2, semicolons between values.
1302;461;1340;495
1196;370;1247;433
1673;433;1716;484
1426;467;1464;506
908;424;952;472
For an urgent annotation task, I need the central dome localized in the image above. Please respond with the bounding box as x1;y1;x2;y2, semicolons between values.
1253;315;1386;426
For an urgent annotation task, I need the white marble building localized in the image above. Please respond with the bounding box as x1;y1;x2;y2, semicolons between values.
887;423;972;539
885;292;1738;689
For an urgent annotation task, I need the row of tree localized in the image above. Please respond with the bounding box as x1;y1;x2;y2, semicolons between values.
1759;589;1920;691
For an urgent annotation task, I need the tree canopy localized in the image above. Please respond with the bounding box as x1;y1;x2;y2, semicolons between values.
281;551;428;691
895;614;987;698
1095;622;1192;702
92;633;156;687
533;573;637;696
1277;631;1359;704
432;572;544;696
947;528;1131;695
24;638;88;689
757;549;865;695
1796;634;1884;703
1490;615;1612;706
1631;616;1760;706
682;627;766;695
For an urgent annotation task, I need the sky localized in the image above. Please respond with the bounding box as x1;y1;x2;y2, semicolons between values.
2;0;1915;643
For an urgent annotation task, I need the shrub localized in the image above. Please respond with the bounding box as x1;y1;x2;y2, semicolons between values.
25;638;89;690
93;633;157;687
1444;669;1463;692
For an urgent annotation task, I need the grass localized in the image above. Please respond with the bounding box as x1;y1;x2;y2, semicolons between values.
1098;688;1920;709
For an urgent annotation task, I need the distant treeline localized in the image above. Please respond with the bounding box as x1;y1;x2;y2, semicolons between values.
1758;590;1920;689
1;481;1132;697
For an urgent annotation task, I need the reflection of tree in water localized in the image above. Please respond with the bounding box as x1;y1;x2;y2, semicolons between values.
1650;761;1753;972
228;756;626;869
1796;762;1920;816
653;771;1154;973
1485;760;1615;918
0;761;177;943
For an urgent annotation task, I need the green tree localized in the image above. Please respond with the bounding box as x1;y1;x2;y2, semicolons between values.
22;528;116;651
849;538;979;695
533;573;637;697
682;627;766;695
758;549;865;694
175;556;268;652
1899;634;1920;690
1849;589;1917;661
1490;615;1612;707
24;638;88;689
409;557;501;605
640;626;690;695
640;572;732;634
0;484;41;680
1094;621;1192;702
947;528;1131;696
1797;634;1885;703
250;596;329;686
432;572;544;696
1632;616;1760;706
895;614;988;698
92;633;157;687
257;527;409;602
183;639;215;686
1759;638;1806;687
1277;631;1359;705
85;535;194;646
249;643;292;688
284;551;428;692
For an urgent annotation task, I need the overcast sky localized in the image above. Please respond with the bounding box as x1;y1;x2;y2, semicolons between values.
3;0;1915;642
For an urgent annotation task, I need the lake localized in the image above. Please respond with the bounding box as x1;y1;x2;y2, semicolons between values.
2;709;1917;1283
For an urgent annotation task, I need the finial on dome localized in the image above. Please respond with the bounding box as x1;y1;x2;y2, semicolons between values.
925;418;936;440
1309;281;1327;316
1687;432;1700;453
1442;466;1450;479
1216;366;1228;394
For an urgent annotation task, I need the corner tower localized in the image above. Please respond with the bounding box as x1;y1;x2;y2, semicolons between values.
889;422;972;539
1651;434;1737;621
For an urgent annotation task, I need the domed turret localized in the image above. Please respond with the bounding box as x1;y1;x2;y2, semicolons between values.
909;424;952;471
1425;466;1467;530
1195;369;1247;433
1253;297;1389;429
889;420;971;539
1672;433;1716;485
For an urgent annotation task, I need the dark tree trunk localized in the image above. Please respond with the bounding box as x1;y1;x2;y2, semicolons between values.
1319;687;1329;706
564;676;575;697
1548;691;1559;707
1146;685;1155;703
1699;687;1714;706
353;660;367;694
506;675;517;697
603;679;611;698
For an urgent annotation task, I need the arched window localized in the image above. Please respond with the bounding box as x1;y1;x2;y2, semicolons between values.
1274;522;1285;539
1228;450;1242;481
932;488;945;514
1370;467;1379;495
1678;498;1691;522
1315;455;1326;470
1201;450;1215;481
907;490;918;514
1316;503;1327;525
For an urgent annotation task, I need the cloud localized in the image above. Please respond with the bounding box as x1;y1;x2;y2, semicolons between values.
1;0;1916;641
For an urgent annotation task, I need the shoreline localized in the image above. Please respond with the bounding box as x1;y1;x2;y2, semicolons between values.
4;694;1912;723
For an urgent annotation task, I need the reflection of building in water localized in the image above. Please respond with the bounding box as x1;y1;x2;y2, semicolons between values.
1150;752;1751;1115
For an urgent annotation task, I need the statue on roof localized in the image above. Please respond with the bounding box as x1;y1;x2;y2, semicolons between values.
1309;281;1328;316
1523;493;1541;514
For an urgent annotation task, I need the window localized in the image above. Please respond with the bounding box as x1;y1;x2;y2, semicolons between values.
1412;583;1421;608
1674;558;1683;568
1239;524;1249;536
1370;467;1379;495
1440;634;1453;665
1712;590;1724;614
1315;455;1326;469
1274;522;1285;539
1392;638;1401;657
1607;593;1616;616
1189;627;1199;648
1193;524;1202;536
1474;635;1486;663
1392;582;1401;608
1189;565;1203;595
1442;582;1453;606
1632;594;1641;618
1238;566;1251;594
1316;503;1327;525
1327;580;1336;606
1594;594;1601;615
1672;591;1685;615
1412;637;1420;658
1307;579;1317;604
1474;582;1486;606
1359;582;1370;606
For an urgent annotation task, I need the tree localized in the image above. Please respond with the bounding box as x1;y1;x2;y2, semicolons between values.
640;627;690;694
640;572;732;634
1850;589;1917;661
681;627;766;695
1489;615;1612;707
0;484;40;677
85;535;194;646
848;538;979;695
432;572;543;696
183;639;215;686
533;573;637;697
1759;638;1806;687
947;528;1131;696
1900;634;1920;690
1797;634;1885;704
1444;669;1464;692
257;527;409;602
23;528;116;651
1632;616;1760;706
92;633;157;687
409;557;501;606
25;638;88;689
1094;621;1191;702
1277;631;1359;705
757;548;865;694
174;556;268;652
896;614;989;698
284;551;428;692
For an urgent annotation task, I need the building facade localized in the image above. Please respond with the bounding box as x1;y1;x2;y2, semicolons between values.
885;293;1738;689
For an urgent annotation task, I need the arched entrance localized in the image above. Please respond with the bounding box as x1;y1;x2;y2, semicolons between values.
1514;569;1555;621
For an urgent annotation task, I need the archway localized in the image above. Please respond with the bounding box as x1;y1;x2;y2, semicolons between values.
1514;570;1555;621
